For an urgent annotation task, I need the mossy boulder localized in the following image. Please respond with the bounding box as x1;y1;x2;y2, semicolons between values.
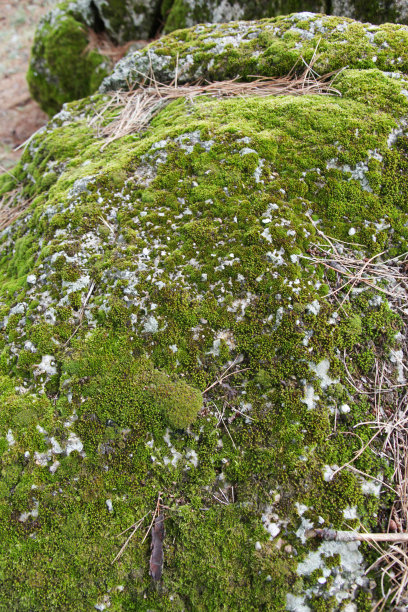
27;0;161;115
28;3;408;116
331;0;408;24
101;12;408;92
2;13;408;610
90;0;162;43
27;2;110;116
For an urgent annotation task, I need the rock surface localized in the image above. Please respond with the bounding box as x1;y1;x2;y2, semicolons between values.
163;0;408;32
101;12;408;92
162;0;326;32
2;11;408;612
28;0;408;116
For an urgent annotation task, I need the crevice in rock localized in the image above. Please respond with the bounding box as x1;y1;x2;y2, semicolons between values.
149;0;167;39
90;0;106;34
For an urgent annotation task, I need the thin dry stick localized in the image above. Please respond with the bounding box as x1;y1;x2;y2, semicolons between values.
204;355;249;394
0;186;38;233
141;493;162;545
62;280;96;348
310;528;408;543
212;401;237;450
330;428;385;479
99;215;115;235
300;238;408;313
116;512;151;538
0;164;21;183
204;367;249;394
112;514;148;564
112;495;162;564
307;233;408;606
219;487;230;503
212;493;229;506
338;250;388;307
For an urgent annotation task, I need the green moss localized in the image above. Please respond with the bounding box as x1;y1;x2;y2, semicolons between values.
27;6;110;115
103;13;408;93
1;25;408;607
64;330;202;432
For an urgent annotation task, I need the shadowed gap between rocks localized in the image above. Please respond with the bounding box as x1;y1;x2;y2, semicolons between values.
90;0;107;34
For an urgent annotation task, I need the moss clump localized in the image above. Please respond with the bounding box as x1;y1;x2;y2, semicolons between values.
64;330;202;431
150;370;203;429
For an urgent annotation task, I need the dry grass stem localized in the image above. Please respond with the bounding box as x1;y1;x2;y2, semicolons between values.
212;486;235;506
203;355;249;394
210;400;237;450
62;280;96;348
141;493;162;545
0;188;33;232
111;513;149;564
309;230;408;607
112;493;162;564
94;60;342;149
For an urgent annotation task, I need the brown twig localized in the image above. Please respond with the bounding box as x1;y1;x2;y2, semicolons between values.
141;492;162;544
62;280;96;348
309;528;408;543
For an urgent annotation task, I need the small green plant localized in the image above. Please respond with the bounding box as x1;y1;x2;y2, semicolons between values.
148;370;203;429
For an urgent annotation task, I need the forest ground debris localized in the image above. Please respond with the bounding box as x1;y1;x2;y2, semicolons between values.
306;231;408;608
112;493;162;566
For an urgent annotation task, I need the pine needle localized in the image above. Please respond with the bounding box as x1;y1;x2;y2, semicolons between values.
94;61;343;150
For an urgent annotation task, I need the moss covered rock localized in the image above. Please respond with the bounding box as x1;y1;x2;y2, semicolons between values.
331;0;408;25
27;2;110;116
101;12;408;92
91;0;162;43
3;13;408;610
27;0;161;115
28;3;408;116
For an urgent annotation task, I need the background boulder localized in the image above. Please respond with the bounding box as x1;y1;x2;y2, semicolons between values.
162;0;408;31
27;0;161;115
